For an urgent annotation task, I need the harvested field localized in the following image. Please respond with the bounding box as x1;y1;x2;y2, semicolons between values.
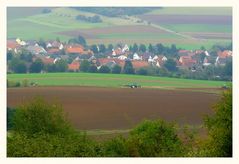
58;25;169;38
139;15;232;25
181;32;232;39
7;86;220;130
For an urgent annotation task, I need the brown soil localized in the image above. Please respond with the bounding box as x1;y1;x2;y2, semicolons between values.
7;86;220;130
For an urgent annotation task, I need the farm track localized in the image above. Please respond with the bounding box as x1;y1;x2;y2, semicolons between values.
7;86;220;130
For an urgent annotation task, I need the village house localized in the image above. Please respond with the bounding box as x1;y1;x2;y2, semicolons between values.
65;44;84;55
68;61;80;72
26;45;47;55
133;53;142;60
215;50;232;66
7;39;21;53
179;55;197;68
131;60;149;69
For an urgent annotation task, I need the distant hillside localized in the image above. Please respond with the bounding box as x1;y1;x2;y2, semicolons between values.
7;7;232;50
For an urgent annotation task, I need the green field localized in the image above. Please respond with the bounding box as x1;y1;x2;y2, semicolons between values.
146;7;232;15
8;73;227;91
7;7;232;50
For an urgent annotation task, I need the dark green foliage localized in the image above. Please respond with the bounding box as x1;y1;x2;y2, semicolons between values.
7;107;16;130
107;44;114;51
103;136;129;157
139;44;146;53
77;35;87;46
45;64;56;72
136;68;148;75
98;65;110;73
7;50;13;61
80;60;90;72
128;120;184;157
9;58;27;73
68;35;87;46
224;60;232;77
164;59;178;72
29;59;44;73
112;65;121;74
38;38;46;49
12;97;73;136
76;14;102;23
123;60;134;74
132;43;138;53
88;65;98;73
99;44;106;53
7;133;99;157
55;59;68;72
90;44;99;54
148;43;154;53
203;88;232;157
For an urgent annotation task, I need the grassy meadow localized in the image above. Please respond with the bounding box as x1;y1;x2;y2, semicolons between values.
8;72;227;91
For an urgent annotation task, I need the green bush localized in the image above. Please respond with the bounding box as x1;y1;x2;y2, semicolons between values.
128;120;184;157
7;107;16;130
103;136;129;157
7;132;99;157
203;87;232;157
12;97;73;136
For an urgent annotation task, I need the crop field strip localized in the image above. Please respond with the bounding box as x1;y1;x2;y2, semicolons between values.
7;7;232;50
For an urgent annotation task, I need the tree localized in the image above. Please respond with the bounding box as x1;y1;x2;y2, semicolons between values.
139;44;146;53
132;43;138;53
107;44;114;52
224;60;232;77
202;87;232;157
78;35;87;46
11;97;73;136
164;59;177;72
99;65;110;73
148;44;154;53
123;60;134;74
99;44;106;53
38;38;46;49
55;59;68;72
90;45;99;54
136;68;148;75
128;120;184;157
29;59;44;73
9;58;27;73
112;65;121;74
155;43;164;54
88;65;98;73
7;50;13;62
80;60;90;72
45;64;56;72
19;49;33;62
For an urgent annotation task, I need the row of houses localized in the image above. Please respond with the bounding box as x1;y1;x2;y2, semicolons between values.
7;38;232;72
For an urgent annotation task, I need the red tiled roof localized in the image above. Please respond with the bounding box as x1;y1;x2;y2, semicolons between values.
131;61;149;69
218;50;232;58
47;48;60;54
66;45;84;54
68;61;80;71
98;58;115;65
41;57;55;65
7;40;20;49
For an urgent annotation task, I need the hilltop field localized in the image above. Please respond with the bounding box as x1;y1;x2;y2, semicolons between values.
7;7;232;50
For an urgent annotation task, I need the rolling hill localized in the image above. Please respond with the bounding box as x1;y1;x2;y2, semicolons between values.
7;7;232;50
